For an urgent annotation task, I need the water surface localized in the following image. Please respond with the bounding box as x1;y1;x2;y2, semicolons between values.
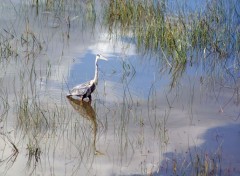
0;1;239;176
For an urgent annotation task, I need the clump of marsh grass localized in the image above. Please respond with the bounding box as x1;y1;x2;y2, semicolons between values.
0;0;94;61
16;94;50;138
21;19;43;60
104;0;240;87
31;0;97;36
104;0;187;86
0;21;43;61
26;140;41;170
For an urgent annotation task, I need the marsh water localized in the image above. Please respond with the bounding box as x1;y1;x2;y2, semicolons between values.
0;1;239;176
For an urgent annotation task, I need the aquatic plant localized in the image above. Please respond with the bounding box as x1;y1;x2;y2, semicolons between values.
104;0;240;87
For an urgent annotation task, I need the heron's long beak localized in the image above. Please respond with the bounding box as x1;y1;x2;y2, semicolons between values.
99;55;108;61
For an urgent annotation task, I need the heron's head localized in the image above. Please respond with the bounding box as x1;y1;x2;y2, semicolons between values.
96;54;108;62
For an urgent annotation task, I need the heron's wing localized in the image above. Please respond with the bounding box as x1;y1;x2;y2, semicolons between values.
69;81;91;96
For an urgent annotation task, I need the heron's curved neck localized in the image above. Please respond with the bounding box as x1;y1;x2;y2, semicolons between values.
93;59;98;84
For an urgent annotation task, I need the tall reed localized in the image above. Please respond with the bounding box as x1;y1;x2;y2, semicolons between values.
104;0;240;86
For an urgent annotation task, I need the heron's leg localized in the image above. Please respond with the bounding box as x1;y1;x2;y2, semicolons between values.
88;95;92;102
81;95;86;101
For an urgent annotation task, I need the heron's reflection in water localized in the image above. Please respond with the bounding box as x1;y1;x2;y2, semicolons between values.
67;96;103;155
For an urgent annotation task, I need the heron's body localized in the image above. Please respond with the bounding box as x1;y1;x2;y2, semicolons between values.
67;54;107;101
68;80;96;101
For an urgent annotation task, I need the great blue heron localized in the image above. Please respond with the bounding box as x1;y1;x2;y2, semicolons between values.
67;54;107;101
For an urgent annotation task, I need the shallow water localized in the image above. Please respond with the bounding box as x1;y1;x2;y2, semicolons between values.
0;1;239;176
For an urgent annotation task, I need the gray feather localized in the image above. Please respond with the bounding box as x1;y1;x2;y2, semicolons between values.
68;80;95;97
